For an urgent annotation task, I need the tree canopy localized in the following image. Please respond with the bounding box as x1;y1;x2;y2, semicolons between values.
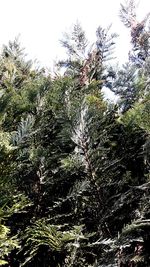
0;1;150;266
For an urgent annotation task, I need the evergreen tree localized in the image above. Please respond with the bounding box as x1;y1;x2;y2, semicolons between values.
0;2;150;267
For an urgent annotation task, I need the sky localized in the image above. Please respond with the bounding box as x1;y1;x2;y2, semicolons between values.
0;0;150;70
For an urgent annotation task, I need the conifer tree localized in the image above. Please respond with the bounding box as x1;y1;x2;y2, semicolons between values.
0;3;150;267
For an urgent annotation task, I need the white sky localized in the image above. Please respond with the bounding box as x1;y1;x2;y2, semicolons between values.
0;0;150;69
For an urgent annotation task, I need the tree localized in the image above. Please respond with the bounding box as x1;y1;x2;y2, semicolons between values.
0;4;150;267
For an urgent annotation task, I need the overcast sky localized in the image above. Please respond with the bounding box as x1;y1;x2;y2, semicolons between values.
0;0;150;69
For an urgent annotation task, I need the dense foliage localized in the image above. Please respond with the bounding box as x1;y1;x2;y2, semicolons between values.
0;1;150;266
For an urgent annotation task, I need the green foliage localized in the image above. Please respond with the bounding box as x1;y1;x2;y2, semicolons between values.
0;193;32;266
0;8;149;267
12;115;35;146
121;93;150;133
19;220;87;267
0;222;19;265
60;22;88;59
